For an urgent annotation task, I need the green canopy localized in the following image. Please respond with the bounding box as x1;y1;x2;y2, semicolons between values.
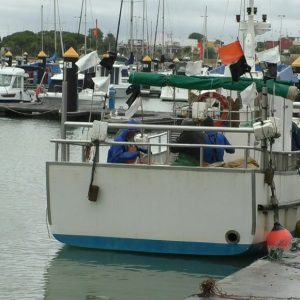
129;72;298;99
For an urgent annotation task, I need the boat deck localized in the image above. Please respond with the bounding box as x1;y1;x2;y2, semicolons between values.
186;247;300;299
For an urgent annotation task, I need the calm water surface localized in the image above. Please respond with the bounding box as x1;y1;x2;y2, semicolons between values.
0;118;256;300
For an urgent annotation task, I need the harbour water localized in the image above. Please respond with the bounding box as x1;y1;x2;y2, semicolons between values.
0;117;257;300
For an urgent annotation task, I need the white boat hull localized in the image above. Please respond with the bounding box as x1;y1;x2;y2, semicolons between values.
46;162;300;255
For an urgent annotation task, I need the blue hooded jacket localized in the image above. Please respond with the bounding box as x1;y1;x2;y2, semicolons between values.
203;132;235;164
107;120;147;163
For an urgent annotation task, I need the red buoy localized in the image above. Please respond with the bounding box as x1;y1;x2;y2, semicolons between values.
266;222;292;253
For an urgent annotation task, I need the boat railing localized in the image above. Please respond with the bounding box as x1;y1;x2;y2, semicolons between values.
49;121;300;171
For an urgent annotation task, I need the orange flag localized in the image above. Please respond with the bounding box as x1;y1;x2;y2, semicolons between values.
197;41;203;60
92;19;99;39
218;40;244;65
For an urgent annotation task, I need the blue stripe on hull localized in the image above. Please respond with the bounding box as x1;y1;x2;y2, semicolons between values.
53;234;266;256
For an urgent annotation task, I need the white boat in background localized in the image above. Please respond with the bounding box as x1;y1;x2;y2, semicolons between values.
40;51;131;104
0;67;37;103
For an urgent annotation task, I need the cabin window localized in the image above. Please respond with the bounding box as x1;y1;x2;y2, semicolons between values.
121;69;129;78
12;76;22;88
0;74;12;86
114;67;119;84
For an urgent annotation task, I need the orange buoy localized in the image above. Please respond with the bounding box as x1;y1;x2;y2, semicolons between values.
266;222;292;253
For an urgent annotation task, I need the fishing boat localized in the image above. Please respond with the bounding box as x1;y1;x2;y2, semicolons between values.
46;69;300;256
0;67;37;103
45;0;300;256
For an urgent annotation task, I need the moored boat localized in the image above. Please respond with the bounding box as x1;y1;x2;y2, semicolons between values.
0;67;37;103
46;72;300;256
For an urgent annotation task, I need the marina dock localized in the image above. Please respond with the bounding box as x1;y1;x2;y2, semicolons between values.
186;249;300;299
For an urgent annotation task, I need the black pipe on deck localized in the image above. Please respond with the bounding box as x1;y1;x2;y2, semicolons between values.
63;47;79;112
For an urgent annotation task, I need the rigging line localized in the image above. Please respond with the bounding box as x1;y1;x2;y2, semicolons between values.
145;0;151;55
56;0;65;55
153;0;161;58
115;0;124;52
76;0;85;50
220;0;230;40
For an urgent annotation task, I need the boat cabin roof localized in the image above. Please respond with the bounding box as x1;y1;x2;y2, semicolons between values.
0;67;26;77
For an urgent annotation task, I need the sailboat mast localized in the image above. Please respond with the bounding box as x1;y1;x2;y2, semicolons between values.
54;0;57;52
142;0;145;57
153;0;160;58
203;6;207;62
130;0;134;53
115;0;124;52
41;5;44;51
84;0;87;54
162;0;165;55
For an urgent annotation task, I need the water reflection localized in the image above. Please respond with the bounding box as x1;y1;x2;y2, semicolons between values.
44;246;257;300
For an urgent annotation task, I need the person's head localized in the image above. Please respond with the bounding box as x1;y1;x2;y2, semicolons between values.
126;119;141;141
181;118;196;126
200;116;214;127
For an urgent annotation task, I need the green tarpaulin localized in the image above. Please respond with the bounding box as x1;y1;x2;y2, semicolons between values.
129;72;298;99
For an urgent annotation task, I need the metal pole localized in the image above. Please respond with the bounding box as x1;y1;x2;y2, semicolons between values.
130;0;134;53
61;63;67;161
41;5;44;51
142;0;145;57
278;14;285;54
261;85;268;169
54;0;57;52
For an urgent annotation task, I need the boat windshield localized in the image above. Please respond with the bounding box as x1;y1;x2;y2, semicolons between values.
0;74;12;87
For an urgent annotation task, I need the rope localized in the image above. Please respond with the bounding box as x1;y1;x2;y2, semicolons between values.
190;277;300;299
0;105;58;116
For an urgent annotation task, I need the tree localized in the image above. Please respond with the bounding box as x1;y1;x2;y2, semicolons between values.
0;30;85;58
102;33;116;53
188;32;205;42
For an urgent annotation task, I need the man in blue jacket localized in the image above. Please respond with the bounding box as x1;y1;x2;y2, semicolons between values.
201;116;235;164
107;119;148;163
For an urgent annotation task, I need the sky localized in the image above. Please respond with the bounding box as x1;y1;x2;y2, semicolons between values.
1;0;299;48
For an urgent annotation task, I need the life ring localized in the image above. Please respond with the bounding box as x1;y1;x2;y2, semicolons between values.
197;92;229;127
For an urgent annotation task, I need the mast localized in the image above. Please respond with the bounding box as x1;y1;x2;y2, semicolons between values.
115;0;124;52
54;0;57;52
130;0;134;53
203;6;208;62
84;0;87;54
238;0;271;70
162;0;165;56
41;5;44;51
153;0;160;58
142;0;145;57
